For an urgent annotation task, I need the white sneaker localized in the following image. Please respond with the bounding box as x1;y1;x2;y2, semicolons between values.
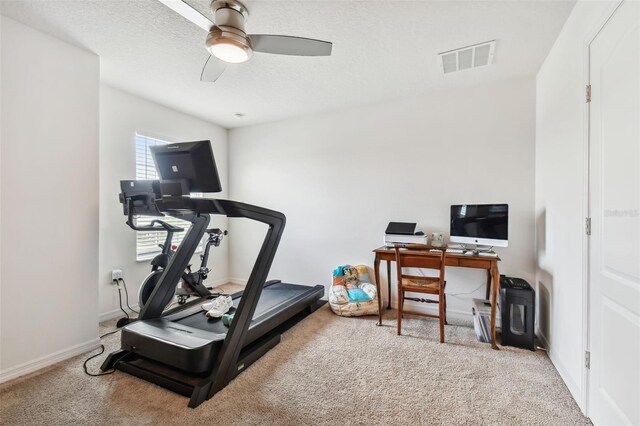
203;295;233;318
202;296;231;311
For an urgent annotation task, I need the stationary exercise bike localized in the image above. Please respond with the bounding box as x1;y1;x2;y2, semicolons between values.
138;226;228;308
122;192;226;310
177;227;228;304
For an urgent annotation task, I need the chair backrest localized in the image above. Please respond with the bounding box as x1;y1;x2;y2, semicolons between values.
394;244;447;285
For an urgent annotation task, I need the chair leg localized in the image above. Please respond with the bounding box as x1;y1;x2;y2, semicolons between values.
439;296;445;343
444;294;448;325
397;290;403;335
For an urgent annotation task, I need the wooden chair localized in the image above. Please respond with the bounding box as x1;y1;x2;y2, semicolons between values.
395;244;447;342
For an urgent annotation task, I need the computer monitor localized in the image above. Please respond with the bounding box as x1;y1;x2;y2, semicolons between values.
150;140;222;194
450;204;509;247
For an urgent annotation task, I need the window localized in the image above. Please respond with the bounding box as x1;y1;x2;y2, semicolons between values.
135;134;196;261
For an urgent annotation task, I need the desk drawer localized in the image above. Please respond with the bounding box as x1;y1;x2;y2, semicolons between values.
446;258;460;267
457;258;493;269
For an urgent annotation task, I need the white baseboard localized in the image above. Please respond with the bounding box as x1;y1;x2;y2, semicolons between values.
228;277;248;286
537;327;550;350
537;329;585;414
209;278;235;287
99;304;140;322
0;338;101;384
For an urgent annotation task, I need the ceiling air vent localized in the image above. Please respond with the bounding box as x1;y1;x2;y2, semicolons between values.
439;40;495;74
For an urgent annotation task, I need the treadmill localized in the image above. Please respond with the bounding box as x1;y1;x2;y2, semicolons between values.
101;141;325;408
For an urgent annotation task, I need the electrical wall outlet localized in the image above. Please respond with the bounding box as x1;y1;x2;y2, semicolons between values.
111;269;123;282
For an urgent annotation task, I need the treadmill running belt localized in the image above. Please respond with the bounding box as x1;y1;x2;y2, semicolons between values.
175;282;309;332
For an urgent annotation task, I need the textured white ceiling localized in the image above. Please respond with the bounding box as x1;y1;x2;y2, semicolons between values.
1;0;575;128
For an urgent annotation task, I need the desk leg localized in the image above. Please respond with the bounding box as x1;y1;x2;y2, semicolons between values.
374;254;383;326
490;262;500;350
386;260;392;309
485;269;492;301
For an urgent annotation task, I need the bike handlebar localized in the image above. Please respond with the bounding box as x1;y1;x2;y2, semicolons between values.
125;198;184;233
150;220;184;233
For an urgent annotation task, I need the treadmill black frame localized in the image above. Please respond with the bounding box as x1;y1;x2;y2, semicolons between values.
101;197;312;408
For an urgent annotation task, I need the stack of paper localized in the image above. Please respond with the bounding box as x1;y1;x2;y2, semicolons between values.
472;298;500;343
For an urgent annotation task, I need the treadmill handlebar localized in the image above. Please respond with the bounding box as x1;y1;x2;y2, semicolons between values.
156;197;287;228
122;192;286;229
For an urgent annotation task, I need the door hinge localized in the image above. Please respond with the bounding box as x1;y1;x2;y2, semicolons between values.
585;351;591;369
586;217;591;236
586;85;591;103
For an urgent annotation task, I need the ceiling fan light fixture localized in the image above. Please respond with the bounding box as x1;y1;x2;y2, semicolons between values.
206;27;252;64
158;0;333;82
209;40;250;63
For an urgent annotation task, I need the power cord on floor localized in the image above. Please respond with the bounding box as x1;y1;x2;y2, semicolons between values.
82;328;124;377
84;279;142;376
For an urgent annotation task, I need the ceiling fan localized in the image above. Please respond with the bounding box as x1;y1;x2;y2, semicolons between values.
158;0;333;82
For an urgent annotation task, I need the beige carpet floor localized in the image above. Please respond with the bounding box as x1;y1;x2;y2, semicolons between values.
0;306;589;425
213;283;246;295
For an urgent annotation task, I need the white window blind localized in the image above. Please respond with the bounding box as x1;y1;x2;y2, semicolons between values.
135;134;195;261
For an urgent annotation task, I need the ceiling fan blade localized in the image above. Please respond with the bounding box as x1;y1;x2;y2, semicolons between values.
201;56;227;82
156;0;214;32
249;35;332;56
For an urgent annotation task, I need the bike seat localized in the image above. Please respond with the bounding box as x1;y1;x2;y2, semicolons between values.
206;228;224;235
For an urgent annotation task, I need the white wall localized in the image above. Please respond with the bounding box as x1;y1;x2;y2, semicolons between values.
0;15;4;377
99;85;229;319
535;0;619;413
0;17;99;381
228;78;536;320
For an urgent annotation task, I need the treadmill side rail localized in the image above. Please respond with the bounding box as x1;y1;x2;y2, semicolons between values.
191;200;286;407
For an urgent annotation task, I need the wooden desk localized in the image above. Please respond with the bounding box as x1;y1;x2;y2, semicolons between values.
373;247;501;349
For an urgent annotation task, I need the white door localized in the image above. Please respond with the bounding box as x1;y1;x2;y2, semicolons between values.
588;1;640;425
